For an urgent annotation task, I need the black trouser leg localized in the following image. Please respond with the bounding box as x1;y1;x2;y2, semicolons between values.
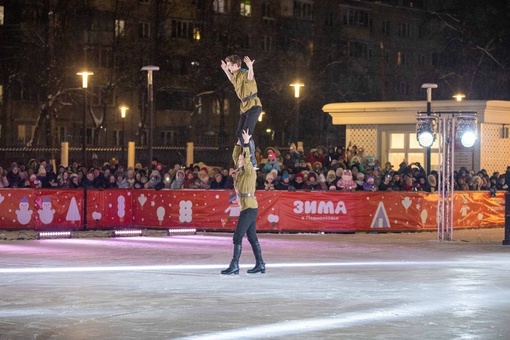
236;106;262;168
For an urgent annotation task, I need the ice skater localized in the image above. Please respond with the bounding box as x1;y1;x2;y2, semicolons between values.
221;129;265;275
221;55;262;170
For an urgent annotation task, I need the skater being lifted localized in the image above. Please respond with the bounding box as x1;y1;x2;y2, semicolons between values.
221;55;262;170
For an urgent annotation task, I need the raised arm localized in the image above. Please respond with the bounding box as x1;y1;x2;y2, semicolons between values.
221;60;233;81
244;56;255;81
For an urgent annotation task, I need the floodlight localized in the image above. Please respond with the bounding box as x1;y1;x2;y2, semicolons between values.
416;114;437;147
456;114;477;148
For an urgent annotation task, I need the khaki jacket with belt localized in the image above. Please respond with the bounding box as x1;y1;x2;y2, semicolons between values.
233;145;258;210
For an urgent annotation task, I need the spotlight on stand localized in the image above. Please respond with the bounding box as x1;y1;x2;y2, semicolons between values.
416;113;437;148
456;113;477;148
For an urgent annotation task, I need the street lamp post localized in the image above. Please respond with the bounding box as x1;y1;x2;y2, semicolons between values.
421;83;437;174
120;105;128;166
77;71;93;230
290;82;304;143
141;65;159;165
77;71;93;168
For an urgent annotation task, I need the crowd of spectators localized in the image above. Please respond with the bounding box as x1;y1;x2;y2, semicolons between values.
1;143;509;194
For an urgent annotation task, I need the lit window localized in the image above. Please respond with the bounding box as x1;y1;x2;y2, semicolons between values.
17;125;35;145
193;27;201;41
0;6;4;26
115;20;125;37
240;0;251;17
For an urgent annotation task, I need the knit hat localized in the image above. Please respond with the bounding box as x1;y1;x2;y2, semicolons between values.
10;162;18;170
335;168;344;178
176;169;185;178
295;172;304;179
327;170;336;182
282;172;289;180
198;170;209;182
319;173;326;183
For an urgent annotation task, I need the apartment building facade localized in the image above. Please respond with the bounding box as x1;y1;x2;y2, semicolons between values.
0;0;452;165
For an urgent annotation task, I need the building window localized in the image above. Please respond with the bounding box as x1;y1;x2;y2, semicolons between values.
193;27;201;40
171;20;195;40
0;85;3;103
90;47;112;69
262;35;273;51
382;20;391;35
349;41;371;59
161;130;177;145
262;2;276;26
212;99;230;116
213;0;229;13
115;20;125;37
387;131;438;171
17;125;35;146
0;6;4;26
113;130;121;146
139;22;151;38
240;0;251;17
294;1;313;20
344;9;371;28
397;51;410;66
398;23;411;38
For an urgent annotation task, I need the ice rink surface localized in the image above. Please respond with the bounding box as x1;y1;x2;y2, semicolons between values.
0;228;509;339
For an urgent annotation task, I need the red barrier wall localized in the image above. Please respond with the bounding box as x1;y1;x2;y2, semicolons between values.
0;189;505;232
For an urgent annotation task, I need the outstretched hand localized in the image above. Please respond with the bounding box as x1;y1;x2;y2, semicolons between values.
244;56;254;68
220;60;228;72
242;129;252;144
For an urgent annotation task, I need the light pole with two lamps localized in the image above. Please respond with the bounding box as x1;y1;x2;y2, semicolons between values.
416;88;478;241
141;65;159;165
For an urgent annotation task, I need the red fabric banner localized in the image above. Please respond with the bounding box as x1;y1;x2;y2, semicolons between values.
0;189;505;232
